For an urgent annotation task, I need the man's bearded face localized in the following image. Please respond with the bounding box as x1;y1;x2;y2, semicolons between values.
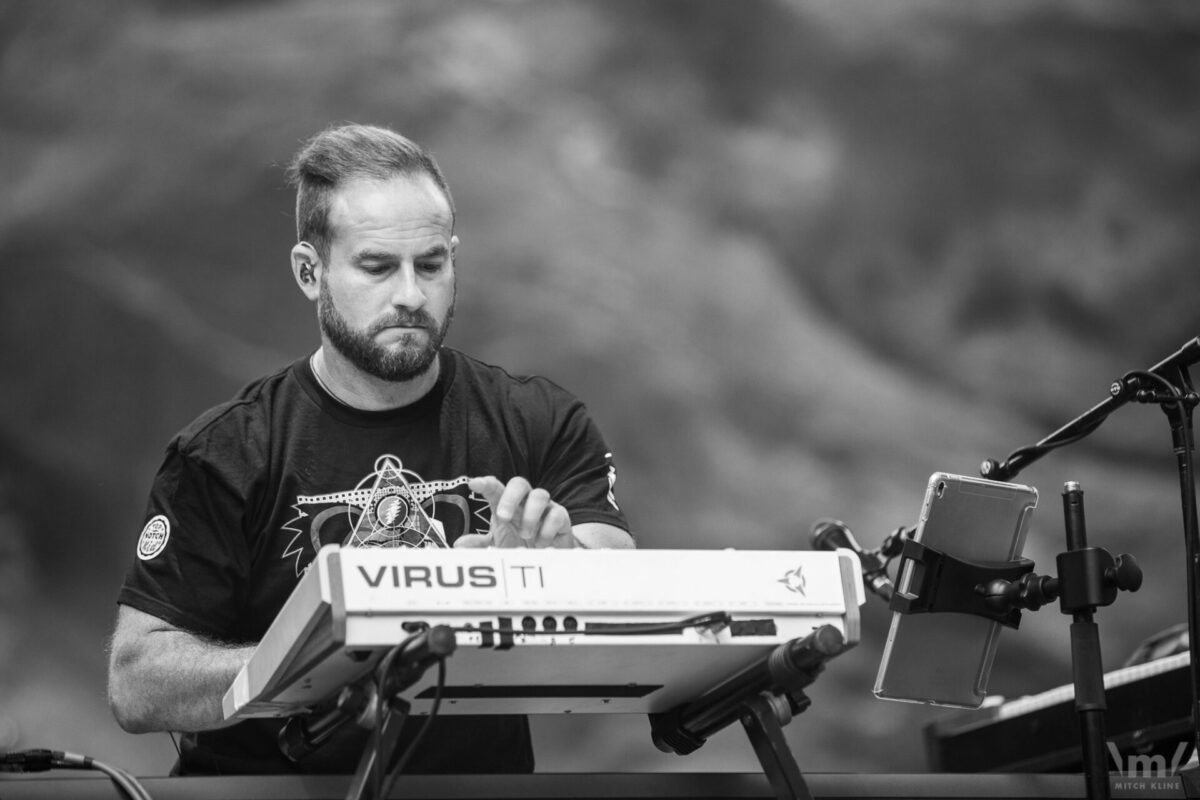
318;271;455;382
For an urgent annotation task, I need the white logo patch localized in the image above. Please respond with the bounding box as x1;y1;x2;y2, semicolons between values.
137;515;171;561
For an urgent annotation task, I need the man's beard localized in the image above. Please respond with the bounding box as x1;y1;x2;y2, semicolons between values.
318;276;454;382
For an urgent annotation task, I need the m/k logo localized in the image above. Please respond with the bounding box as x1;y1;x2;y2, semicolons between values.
1108;741;1190;793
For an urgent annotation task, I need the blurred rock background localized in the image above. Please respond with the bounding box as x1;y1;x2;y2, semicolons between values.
2;0;1199;777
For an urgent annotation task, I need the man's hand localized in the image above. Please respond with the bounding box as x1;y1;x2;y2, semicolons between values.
455;476;580;549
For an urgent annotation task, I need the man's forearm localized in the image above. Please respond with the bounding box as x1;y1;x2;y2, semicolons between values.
572;521;635;549
109;625;255;733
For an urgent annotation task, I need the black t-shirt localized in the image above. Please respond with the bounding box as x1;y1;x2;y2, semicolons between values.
119;348;628;775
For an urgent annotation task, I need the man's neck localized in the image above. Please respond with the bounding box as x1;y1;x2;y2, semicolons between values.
312;346;441;411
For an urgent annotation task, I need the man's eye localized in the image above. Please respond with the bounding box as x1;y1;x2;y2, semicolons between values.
418;261;445;273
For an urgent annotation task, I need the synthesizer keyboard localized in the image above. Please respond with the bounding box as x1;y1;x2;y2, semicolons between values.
926;652;1193;772
223;545;864;720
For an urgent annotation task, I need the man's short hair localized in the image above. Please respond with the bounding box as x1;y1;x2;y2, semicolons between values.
285;124;455;263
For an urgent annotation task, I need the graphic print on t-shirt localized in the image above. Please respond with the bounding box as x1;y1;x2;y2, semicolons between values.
280;454;490;576
347;456;448;549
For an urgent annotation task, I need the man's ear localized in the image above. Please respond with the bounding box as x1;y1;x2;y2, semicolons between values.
290;242;321;302
450;235;460;266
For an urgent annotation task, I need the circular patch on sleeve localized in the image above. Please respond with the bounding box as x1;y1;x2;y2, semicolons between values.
137;515;171;561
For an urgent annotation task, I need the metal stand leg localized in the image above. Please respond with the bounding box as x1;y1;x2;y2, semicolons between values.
739;693;814;800
1163;401;1200;768
345;695;410;800
1070;618;1110;800
345;699;410;800
1062;483;1111;800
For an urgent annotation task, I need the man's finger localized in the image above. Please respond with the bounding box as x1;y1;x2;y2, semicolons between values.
494;476;532;524
468;476;505;509
520;488;552;542
453;533;493;548
536;504;573;548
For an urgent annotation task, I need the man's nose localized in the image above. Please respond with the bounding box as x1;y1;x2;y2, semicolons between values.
389;265;426;309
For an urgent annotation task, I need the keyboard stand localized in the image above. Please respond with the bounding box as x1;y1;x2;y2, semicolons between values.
740;692;814;800
649;624;850;800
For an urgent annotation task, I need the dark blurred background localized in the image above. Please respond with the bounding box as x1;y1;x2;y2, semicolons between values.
2;0;1199;777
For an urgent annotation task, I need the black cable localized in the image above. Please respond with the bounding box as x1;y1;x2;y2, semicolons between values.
65;754;153;800
166;732;181;762
347;612;731;793
379;657;447;799
997;415;1108;472
2;750;153;800
991;367;1193;477
1173;397;1199;762
1120;370;1199;551
0;749;56;772
1129;368;1200;762
369;632;421;800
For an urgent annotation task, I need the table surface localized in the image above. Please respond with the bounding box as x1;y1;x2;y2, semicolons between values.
0;772;1187;800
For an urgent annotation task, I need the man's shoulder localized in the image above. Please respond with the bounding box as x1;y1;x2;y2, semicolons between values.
171;359;305;456
446;348;580;407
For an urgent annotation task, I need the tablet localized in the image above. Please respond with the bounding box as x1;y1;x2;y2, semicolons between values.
873;472;1038;708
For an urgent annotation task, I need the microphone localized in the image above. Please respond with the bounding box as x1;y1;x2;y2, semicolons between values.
810;518;895;602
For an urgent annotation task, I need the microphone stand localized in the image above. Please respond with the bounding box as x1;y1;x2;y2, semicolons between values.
889;483;1142;800
980;337;1200;774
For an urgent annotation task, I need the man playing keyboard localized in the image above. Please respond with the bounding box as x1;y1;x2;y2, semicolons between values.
107;123;632;775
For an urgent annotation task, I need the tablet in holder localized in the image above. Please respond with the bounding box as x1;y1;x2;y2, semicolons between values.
873;472;1038;708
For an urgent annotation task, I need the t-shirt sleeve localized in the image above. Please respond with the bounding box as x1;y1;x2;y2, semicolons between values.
534;392;630;534
117;440;252;640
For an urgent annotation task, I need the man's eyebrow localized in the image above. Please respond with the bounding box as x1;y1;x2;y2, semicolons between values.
417;244;449;259
351;249;398;263
351;245;448;263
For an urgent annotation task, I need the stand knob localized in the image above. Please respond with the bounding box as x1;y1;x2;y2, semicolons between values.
979;573;1058;614
1107;554;1143;593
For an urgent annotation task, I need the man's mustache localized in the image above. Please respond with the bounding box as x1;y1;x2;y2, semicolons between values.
372;310;437;331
